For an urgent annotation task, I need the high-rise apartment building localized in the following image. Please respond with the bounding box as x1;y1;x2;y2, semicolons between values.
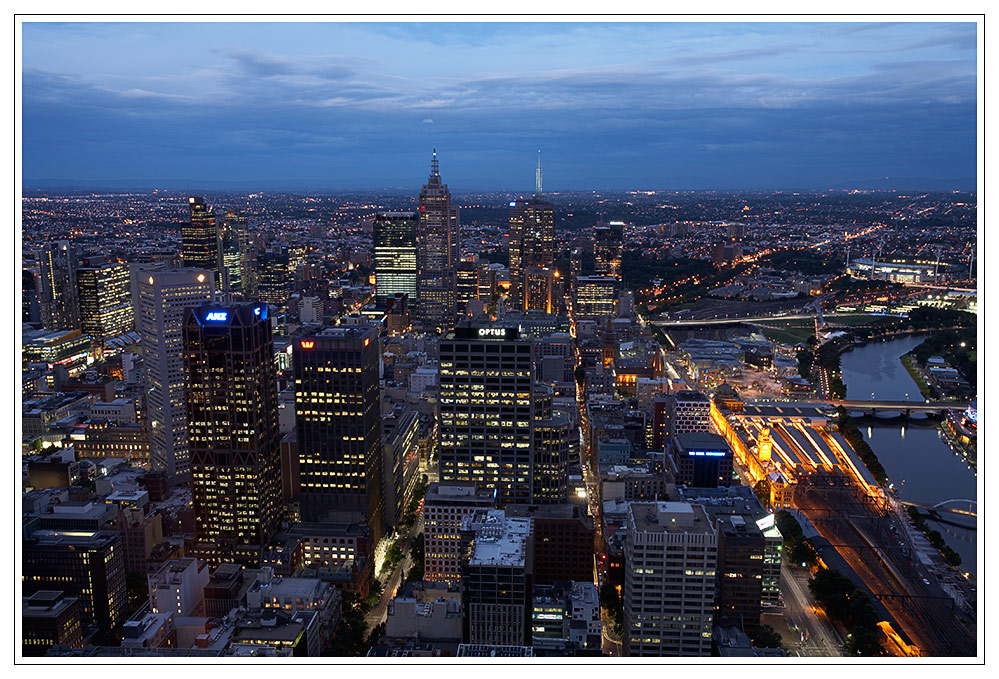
417;149;460;332
373;212;419;304
182;197;220;277
22;530;128;632
508;155;555;310
134;268;215;484
438;326;536;506
184;303;282;566
461;509;534;646
294;325;384;543
36;241;81;331
624;502;717;656
77;262;133;342
219;210;249;297
423;482;497;584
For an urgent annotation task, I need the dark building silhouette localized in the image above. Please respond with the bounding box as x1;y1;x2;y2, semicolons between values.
182;197;220;277
184;303;282;566
294;325;384;544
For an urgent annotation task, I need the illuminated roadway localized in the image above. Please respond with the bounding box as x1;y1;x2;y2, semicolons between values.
778;563;844;657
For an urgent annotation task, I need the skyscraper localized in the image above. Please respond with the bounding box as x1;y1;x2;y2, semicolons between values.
135;268;215;485
373;212;419;304
219;210;249;298
182;197;220;278
36;241;81;331
417;149;460;332
508;153;555;310
573;275;618;319
184;302;282;566
294;325;384;543
77;262;133;343
439;325;563;506
523;266;555;314
624;502;717;656
594;221;624;277
256;246;291;310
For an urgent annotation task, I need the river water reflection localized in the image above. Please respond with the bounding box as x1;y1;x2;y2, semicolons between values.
838;337;977;576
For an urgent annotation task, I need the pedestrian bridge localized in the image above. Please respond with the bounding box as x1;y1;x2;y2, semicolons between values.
900;499;977;518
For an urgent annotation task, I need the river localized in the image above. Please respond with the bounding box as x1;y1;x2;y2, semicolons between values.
838;336;977;576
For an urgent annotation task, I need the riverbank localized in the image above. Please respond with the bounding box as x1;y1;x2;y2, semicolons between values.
900;353;935;400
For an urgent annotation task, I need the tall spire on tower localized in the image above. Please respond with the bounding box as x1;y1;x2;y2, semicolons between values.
431;147;439;177
536;149;543;195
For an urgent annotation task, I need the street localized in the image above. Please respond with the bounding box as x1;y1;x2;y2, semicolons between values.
777;563;844;657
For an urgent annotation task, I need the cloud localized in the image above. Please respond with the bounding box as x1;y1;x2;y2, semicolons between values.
422;118;434;124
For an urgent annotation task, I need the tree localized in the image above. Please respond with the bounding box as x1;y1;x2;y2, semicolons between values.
752;624;783;649
753;479;771;509
845;624;886;657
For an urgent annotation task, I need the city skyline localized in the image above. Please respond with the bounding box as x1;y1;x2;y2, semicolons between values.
21;20;978;191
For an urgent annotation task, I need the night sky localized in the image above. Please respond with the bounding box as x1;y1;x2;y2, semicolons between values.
20;21;978;191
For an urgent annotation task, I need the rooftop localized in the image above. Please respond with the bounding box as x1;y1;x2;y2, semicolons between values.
464;510;532;568
628;501;714;534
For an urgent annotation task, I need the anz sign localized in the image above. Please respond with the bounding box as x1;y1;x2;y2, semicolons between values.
204;311;229;322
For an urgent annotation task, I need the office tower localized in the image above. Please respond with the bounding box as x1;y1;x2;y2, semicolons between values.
529;581;603;654
22;591;84;656
505;504;595;585
530;412;570;504
624;502;717;656
219;210;249;297
456;260;480;312
523;266;555;314
417;149;460;332
256;247;291;310
373;212;419;304
381;402;421;527
438;325;536;505
77;262;133;342
423;482;497;584
593;221;624;277
461;509;533;646
36;241;81;331
573;276;618;319
184;303;282;566
182;197;220;277
508;154;555;310
148;558;210;616
22;530;128;631
135;268;215;484
294;325;384;543
669;432;733;488
476;259;495;302
23;264;42;323
715;514;765;636
668;390;712;439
